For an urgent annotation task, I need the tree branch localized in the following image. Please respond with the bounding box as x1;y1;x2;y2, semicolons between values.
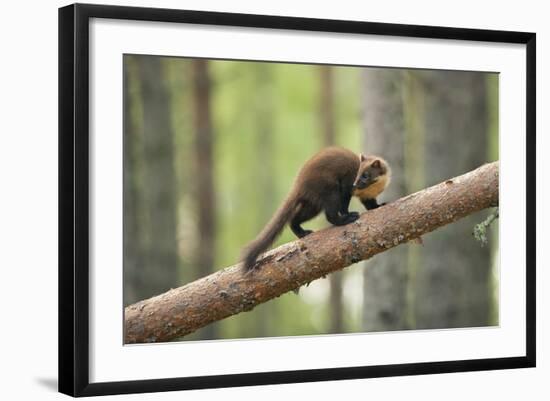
125;161;499;343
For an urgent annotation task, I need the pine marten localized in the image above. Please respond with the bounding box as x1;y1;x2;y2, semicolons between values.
241;146;391;271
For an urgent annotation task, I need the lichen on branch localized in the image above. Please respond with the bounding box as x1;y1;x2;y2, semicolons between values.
473;207;499;246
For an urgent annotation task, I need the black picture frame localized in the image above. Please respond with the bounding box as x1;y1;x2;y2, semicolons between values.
58;3;536;397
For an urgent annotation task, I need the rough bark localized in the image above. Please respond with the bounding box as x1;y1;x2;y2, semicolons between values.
253;64;276;337
401;71;427;328
361;68;409;331
127;56;178;303
125;162;498;343
320;65;343;334
123;56;143;306
414;70;491;329
320;65;336;145
192;59;217;339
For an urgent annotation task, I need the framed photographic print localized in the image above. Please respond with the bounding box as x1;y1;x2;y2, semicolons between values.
58;3;536;397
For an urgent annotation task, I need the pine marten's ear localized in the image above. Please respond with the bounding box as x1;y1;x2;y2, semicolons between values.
360;153;367;162
371;159;381;169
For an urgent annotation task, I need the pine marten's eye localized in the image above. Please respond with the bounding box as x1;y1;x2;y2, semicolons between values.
362;171;370;179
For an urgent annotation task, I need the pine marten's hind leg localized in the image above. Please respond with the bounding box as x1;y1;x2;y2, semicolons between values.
290;201;319;238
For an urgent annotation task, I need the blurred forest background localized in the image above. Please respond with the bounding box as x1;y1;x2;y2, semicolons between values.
123;54;499;341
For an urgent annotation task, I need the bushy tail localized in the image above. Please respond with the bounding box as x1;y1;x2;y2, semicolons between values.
242;195;299;271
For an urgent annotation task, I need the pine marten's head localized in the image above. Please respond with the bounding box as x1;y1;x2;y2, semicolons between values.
352;154;391;200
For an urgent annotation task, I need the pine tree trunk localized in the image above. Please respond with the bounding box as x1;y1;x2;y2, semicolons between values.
192;59;217;339
413;70;491;328
123;56;144;306
320;65;344;334
361;68;409;331
254;63;276;337
128;56;179;303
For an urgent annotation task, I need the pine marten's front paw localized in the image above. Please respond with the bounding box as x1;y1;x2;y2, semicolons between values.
344;212;360;223
297;229;313;238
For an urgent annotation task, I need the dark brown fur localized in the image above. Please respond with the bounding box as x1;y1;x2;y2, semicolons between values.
241;147;390;271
